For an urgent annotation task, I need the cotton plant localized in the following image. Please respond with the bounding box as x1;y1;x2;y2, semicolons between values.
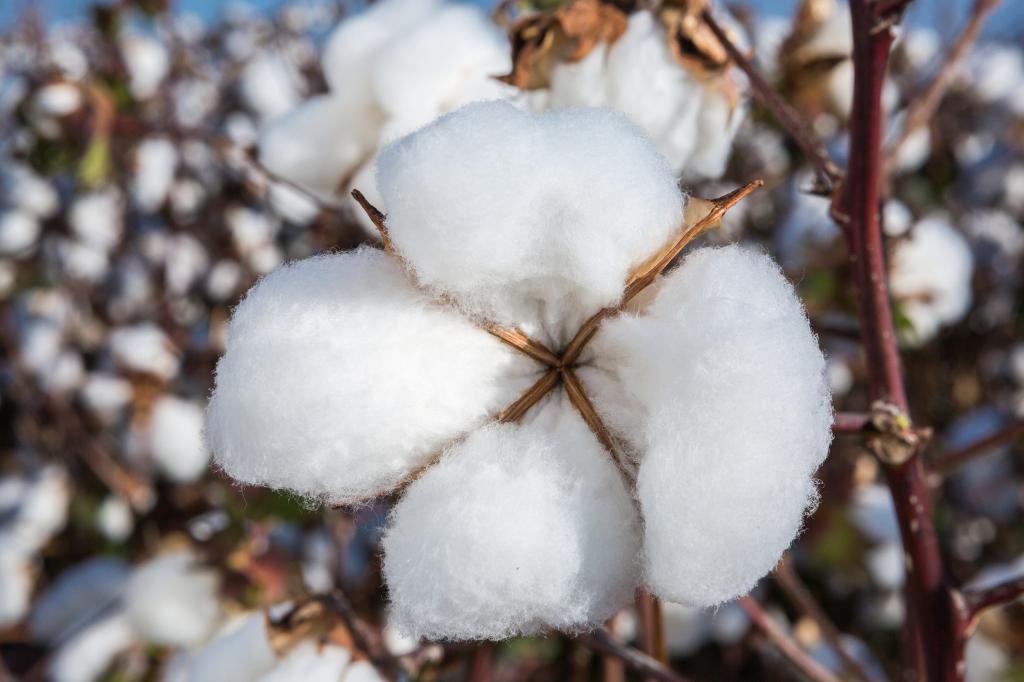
501;0;750;180
259;0;513;228
207;101;832;639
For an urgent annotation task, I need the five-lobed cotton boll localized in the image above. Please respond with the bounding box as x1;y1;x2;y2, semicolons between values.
383;395;640;640
584;246;832;607
377;100;685;346
206;246;539;504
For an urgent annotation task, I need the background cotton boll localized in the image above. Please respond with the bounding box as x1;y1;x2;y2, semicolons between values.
867;542;906;590
662;602;711;658
29;557;130;642
32;81;82;117
848;483;901;544
0;548;33;626
383;397;640;640
266;183;320;225
205;260;243;301
259;641;352;682
588;246;831;606
207;247;539;502
119;33;170;100
377;101;684;346
0;209;41;256
164;233;209;295
109;323;179;380
889;216;974;345
148;396;211;483
69;189;123;250
343;662;388;682
49;611;136;682
2;465;72;552
41;349;85;394
259;94;378;203
685;88;747;181
96;495;134;542
125;551;221;647
3;164;60;218
56;239;109;284
180;612;278;682
240;50;305;122
132;138;178;213
227;206;278;254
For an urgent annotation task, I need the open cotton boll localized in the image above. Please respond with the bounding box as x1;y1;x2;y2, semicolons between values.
240;49;305;122
585;246;831;607
0;209;41;256
0;547;33;626
259;94;378;203
96;495;134;542
49;611;136;682
132;138;178;213
164;233;209;295
57;239;109;284
109;323;180;380
889;216;974;345
383;396;640;640
32;81;82;117
69;189;122;250
79;372;133;423
29;557;130;642
687;87;747;180
3;164;60;218
148;396;211;483
369;3;512;132
119;33;170;100
259;641;352;682
207;247;538;503
1;465;71;553
125;551;221;647
377;101;684;346
179;612;278;682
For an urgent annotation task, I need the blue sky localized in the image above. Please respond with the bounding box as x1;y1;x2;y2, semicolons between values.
1;0;1021;41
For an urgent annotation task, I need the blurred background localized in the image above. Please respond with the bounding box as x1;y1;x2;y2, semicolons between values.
1;0;1023;680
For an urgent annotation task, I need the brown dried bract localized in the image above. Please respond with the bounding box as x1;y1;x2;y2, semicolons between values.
498;0;628;90
657;0;732;74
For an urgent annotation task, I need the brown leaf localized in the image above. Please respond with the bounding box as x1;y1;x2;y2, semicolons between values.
499;0;628;90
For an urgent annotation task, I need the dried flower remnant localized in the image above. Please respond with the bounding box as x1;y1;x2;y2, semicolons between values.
208;101;832;639
502;0;749;179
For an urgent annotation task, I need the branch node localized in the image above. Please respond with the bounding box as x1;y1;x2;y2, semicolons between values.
865;401;928;466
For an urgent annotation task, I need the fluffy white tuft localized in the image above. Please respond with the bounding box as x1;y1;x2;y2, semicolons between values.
148;396;211;482
259;641;352;682
207;247;538;503
109;323;180;380
49;612;135;682
382;396;640;640
125;551;221;647
377;100;685;346
29;557;129;642
583;246;832;606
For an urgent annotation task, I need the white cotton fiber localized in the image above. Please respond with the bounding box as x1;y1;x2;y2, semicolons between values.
377;101;685;346
0;209;41;256
207;247;539;503
382;396;640;640
0;547;32;626
109;323;180;380
79;372;133;422
132;138;178;213
259;641;351;682
584;246;832;607
29;557;129;642
148;396;211;483
240;49;305;122
120;33;170;100
889;216;974;345
125;550;221;647
182;612;278;682
49;611;136;682
96;495;134;542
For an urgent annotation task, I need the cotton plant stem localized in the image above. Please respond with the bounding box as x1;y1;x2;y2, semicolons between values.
700;9;842;192
738;596;842;682
773;556;878;682
635;588;667;675
963;574;1024;617
577;629;690;682
884;0;1001;176
930;419;1024;476
841;2;962;679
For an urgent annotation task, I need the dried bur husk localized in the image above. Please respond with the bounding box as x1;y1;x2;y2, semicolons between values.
266;599;369;662
658;0;745;108
778;0;852;118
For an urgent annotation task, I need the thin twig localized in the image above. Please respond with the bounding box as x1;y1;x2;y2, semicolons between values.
833;412;872;434
351;188;392;251
577;630;691;682
701;9;842;191
635;589;667;675
773;556;878;682
885;0;1001;175
738;597;842;682
962;574;1024;617
317;592;403;681
930;419;1024;476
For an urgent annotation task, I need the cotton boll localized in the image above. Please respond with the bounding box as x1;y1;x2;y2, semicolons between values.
586;246;831;607
165;233;209;295
343;662;387;682
207;247;539;503
80;372;133;423
0;547;32;626
267;183;320;225
867;542;905;590
240;50;305;122
29;557;130;642
2;466;71;553
125;551;221;647
41;349;85;394
259;94;378;203
849;483;901;544
120;33;170;100
686;87;746;180
109;323;180;380
96;495;134;542
3;164;60;218
889;216;974;345
57;239;110;284
148;396;210;483
378;101;684;346
132;138;178;213
181;613;278;682
227;206;278;254
965;632;1011;682
0;209;41;256
383;397;640;639
69;189;123;250
48;611;136;682
548;45;610;109
775;176;841;268
883;199;913;237
662;602;710;658
206;260;243;301
259;641;351;682
32;81;82;117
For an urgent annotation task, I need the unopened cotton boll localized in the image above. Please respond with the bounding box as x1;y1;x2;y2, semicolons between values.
125;551;221;647
207;247;538;503
109;323;180;380
889;216;974;345
584;246;832;607
384;396;640;639
377;101;684;345
132;138;178;212
148;396;211;482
